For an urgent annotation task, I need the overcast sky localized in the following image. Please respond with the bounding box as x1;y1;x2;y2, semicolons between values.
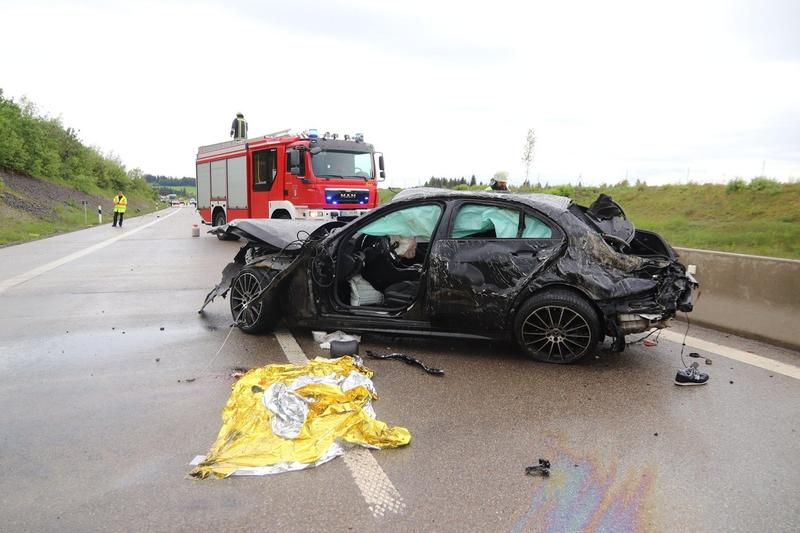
2;0;799;186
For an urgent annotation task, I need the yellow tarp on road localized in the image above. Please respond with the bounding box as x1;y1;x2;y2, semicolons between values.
191;356;411;479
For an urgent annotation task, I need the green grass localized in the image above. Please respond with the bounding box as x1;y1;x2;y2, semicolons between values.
378;180;800;259
0;187;160;246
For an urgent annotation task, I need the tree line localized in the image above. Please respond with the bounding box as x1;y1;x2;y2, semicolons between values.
424;175;483;189
144;174;195;187
0;89;153;197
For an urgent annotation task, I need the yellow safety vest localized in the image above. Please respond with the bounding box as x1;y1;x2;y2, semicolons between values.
113;195;128;213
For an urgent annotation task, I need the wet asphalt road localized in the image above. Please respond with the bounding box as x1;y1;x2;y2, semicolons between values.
0;207;798;532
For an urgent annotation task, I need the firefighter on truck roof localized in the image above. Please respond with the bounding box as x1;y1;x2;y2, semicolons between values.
230;113;248;140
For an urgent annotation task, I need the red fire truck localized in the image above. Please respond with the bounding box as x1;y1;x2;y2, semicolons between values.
195;129;384;229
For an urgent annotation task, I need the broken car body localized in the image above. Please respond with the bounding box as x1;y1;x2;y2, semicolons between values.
201;188;697;363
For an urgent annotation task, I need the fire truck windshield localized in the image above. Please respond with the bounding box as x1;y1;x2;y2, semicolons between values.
311;150;374;179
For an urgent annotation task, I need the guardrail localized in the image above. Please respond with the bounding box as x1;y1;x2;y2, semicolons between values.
675;247;800;350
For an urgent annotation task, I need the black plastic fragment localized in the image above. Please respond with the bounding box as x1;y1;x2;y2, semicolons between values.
331;339;360;357
525;458;551;477
364;350;444;376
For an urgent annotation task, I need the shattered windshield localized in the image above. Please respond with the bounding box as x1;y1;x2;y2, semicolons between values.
312;150;374;179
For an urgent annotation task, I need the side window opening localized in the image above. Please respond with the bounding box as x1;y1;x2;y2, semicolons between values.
360;204;443;240
451;203;521;239
522;214;553;239
253;149;278;191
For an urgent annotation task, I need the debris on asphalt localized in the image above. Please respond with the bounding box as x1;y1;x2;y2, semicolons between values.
155;358;160;362
674;363;710;386
525;459;551;477
730;380;734;384
160;327;165;331
230;367;249;379
178;378;196;383
330;339;359;357
190;356;410;478
313;330;361;350
365;350;444;376
643;339;658;347
705;358;712;365
688;352;701;358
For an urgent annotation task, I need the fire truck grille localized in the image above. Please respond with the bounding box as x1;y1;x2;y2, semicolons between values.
325;189;370;205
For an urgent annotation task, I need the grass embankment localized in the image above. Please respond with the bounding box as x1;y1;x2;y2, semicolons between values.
379;180;800;259
0;90;160;245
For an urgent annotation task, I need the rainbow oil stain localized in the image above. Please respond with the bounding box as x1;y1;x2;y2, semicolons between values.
512;451;656;533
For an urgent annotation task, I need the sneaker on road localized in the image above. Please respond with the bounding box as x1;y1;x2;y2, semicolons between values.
675;366;709;386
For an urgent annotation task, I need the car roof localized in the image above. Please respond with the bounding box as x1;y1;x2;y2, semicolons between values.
389;187;572;213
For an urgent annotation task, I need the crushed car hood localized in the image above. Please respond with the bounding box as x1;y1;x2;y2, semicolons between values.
209;219;342;249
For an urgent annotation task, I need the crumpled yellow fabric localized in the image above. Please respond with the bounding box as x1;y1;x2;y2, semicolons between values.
191;356;411;479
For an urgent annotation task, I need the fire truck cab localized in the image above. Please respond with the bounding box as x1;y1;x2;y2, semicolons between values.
196;129;383;229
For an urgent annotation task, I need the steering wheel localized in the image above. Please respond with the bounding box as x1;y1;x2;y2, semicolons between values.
363;235;400;262
353;167;370;178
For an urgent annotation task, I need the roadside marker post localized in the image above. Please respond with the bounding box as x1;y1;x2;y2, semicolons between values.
82;200;88;225
98;205;102;224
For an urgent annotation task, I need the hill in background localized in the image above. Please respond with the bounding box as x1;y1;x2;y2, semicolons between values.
0;90;159;245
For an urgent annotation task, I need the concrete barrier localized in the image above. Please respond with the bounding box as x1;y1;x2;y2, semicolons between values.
674;247;800;350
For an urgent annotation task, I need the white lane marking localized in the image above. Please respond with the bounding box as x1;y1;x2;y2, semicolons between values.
659;329;800;380
273;329;312;366
342;448;406;517
273;328;407;517
0;208;181;295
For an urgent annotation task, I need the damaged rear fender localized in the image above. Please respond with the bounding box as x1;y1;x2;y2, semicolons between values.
511;283;608;334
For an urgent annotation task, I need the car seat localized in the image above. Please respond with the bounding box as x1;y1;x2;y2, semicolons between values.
382;280;419;308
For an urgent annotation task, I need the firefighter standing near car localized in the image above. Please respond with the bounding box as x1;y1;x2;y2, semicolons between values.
230;112;248;139
485;177;509;191
112;191;127;227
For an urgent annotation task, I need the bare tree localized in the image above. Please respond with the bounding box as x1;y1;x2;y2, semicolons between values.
522;128;536;183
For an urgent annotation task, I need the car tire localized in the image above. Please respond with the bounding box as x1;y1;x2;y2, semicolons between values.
229;268;280;334
213;210;239;241
514;289;601;363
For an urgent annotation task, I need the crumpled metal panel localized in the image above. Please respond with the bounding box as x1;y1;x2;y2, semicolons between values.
390;187;572;212
190;357;410;479
428;239;561;330
209;218;341;248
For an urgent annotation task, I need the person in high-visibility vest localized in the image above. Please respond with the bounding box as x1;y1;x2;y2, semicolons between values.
112;191;127;227
485;177;509;191
230;112;248;139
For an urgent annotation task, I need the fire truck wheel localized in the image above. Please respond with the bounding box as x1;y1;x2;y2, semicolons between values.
214;210;239;241
229;268;279;334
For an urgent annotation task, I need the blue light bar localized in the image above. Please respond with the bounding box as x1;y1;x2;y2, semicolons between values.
308;128;319;140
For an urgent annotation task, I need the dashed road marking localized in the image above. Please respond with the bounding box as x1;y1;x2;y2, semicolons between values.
273;328;407;518
273;329;312;366
660;329;800;380
342;448;406;517
0;208;181;295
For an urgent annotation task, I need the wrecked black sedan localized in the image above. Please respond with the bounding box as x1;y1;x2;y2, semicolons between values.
201;188;696;363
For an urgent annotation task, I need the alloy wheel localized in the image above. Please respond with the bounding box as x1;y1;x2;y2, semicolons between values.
230;271;264;328
520;305;592;361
